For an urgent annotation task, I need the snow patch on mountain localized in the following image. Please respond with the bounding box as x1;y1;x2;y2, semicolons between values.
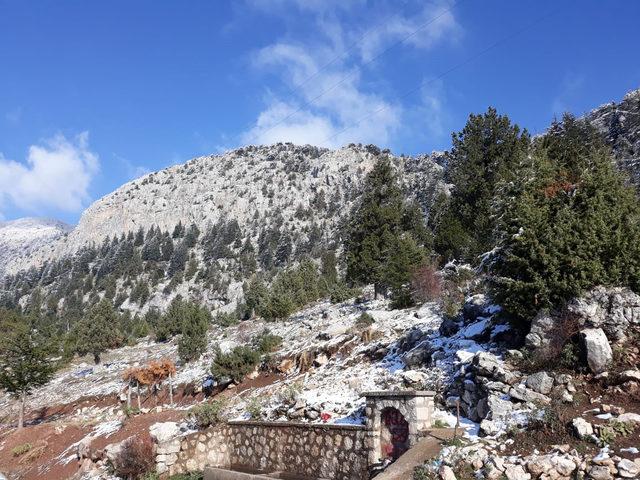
0;218;72;276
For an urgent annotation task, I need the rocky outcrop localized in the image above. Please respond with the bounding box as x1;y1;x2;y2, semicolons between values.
445;350;577;430
587;88;640;186
568;286;640;342
526;286;640;373
0;217;71;277
2;144;445;276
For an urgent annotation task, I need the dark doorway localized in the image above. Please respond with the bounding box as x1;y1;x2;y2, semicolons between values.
380;407;410;461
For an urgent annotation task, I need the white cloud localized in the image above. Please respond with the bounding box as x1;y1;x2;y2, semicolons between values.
0;132;99;217
243;43;401;147
358;2;461;62
419;79;448;138
242;0;460;148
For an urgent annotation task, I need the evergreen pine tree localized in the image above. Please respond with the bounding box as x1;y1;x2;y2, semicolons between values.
0;309;57;429
168;242;188;277
172;221;185;238
433;108;530;263
344;157;429;299
134;227;145;246
74;299;122;363
489;114;640;326
177;303;210;362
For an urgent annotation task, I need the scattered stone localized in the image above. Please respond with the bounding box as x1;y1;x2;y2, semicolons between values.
619;369;640;383
525;371;554;395
525;311;557;355
439;465;457;480
616;412;640;424
588;465;613;480
480;419;500;436
617;458;640;478
150;422;180;443
401;370;428;386
504;464;531;480
313;353;329;366
581;328;613;373
572;417;594;439
509;386;551;404
463;294;487;322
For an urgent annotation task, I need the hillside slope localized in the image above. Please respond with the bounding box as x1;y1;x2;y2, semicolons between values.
587;88;640;184
0;218;72;277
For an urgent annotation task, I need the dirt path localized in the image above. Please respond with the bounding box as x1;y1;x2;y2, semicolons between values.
375;428;456;480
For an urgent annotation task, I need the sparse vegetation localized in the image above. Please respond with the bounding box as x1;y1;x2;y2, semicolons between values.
211;345;261;383
11;443;32;457
189;399;227;428
113;434;155;479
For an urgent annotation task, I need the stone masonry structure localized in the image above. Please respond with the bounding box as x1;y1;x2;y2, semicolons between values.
364;390;435;466
157;421;369;480
153;391;434;480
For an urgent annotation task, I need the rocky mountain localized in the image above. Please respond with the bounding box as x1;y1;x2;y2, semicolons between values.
0;218;72;277
0;143;445;314
3;144;444;277
587;88;640;184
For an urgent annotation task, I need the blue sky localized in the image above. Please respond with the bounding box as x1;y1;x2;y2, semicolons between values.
1;0;639;224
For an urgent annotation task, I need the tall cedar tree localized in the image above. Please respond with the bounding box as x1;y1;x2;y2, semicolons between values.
344;157;428;300
74;299;122;363
0;309;57;428
489;114;640;326
177;302;211;362
433;108;530;264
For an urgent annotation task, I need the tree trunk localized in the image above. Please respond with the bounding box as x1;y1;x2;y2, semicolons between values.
137;381;141;410
168;375;174;407
18;391;26;429
127;383;132;408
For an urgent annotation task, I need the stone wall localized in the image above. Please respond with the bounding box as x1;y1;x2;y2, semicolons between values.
364;391;434;466
157;421;369;480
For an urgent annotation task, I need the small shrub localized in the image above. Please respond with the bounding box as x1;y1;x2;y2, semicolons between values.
211;345;260;383
278;382;302;405
600;419;636;445
12;443;32;457
329;284;361;304
254;331;282;354
432;419;449;428
355;312;374;329
413;465;437;480
246;397;263;420
123;406;142;418
214;311;239;328
411;262;442;303
113;435;155;479
441;436;466;447
189;399;227;428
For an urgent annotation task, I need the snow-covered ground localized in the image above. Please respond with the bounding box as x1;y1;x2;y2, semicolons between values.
1;292;502;437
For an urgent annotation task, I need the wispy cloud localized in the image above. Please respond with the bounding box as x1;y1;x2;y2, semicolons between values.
0;132;99;217
241;0;460;148
243;42;401;147
357;2;462;62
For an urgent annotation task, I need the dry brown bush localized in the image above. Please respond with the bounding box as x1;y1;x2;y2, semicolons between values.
113;434;155;479
411;262;442;303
